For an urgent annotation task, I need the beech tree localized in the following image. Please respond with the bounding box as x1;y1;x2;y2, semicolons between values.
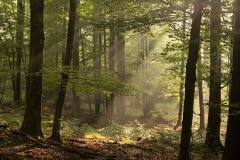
72;12;81;117
205;0;223;150
20;0;44;138
178;0;205;159
72;18;80;117
116;10;126;120
50;0;76;142
222;0;240;158
106;16;116;122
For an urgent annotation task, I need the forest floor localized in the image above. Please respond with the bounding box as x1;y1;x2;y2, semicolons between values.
0;126;179;160
0;103;223;160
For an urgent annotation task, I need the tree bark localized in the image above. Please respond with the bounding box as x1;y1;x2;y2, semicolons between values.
50;0;76;143
72;17;81;117
20;0;44;138
205;0;223;150
178;0;204;159
93;27;102;116
116;10;126;121
222;0;240;159
197;53;205;130
106;23;116;122
15;0;25;106
72;2;81;117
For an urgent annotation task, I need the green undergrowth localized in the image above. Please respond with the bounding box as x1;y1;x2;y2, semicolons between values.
0;106;23;129
0;104;223;159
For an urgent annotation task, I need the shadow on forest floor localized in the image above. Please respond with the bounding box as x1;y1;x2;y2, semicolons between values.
0;127;179;160
0;103;223;159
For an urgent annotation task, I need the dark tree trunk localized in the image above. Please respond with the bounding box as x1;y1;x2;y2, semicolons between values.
50;0;76;143
103;29;107;70
106;24;116;122
15;0;25;106
205;0;223;150
222;1;240;159
92;3;103;116
93;27;102;116
197;53;205;130
72;17;81;117
20;0;44;138
178;1;204;159
72;3;81;117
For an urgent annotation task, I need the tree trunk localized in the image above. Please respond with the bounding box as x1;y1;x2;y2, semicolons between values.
205;0;223;150
174;4;187;130
103;29;107;70
93;27;102;116
72;16;81;117
116;10;126;121
197;53;205;130
106;23;116;122
141;35;150;117
15;0;25;106
72;4;81;117
178;1;204;159
50;0;76;143
61;6;68;66
222;0;240;159
20;0;44;138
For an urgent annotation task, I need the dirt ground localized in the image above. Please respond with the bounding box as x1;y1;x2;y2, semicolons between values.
0;126;178;160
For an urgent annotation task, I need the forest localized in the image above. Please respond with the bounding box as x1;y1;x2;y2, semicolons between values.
0;0;240;159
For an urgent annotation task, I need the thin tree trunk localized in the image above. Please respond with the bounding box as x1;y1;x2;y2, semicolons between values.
50;0;76;143
106;23;115;122
15;0;25;106
72;25;81;117
174;4;187;130
61;6;68;65
103;29;107;70
197;53;205;129
87;95;93;118
175;50;185;129
178;0;204;159
72;5;81;117
116;10;126;121
93;27;102;116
